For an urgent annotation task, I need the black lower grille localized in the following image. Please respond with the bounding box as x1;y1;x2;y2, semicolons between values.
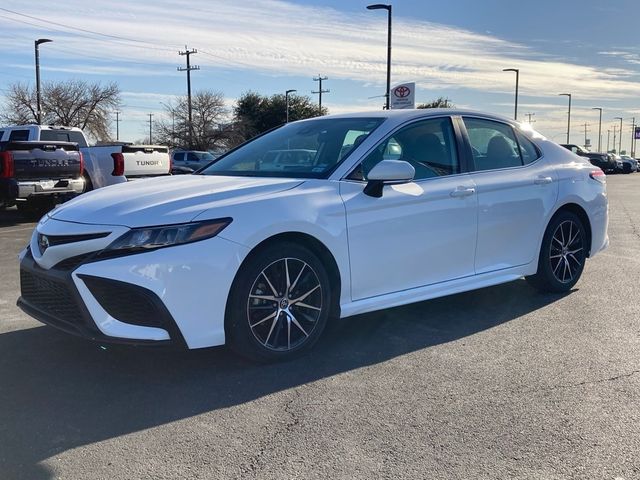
20;269;83;324
53;252;96;271
81;276;164;328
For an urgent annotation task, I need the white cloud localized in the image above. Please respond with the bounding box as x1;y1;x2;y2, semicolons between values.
1;0;640;103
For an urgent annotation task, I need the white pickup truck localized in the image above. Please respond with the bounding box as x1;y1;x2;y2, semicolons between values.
0;125;171;191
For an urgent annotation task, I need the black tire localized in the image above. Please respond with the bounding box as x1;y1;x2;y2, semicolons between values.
526;210;587;293
225;242;332;362
83;173;94;192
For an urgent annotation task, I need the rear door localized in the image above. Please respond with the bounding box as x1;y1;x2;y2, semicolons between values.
461;117;558;273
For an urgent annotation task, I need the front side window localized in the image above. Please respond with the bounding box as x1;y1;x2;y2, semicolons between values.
200;117;384;178
464;118;523;171
356;117;460;181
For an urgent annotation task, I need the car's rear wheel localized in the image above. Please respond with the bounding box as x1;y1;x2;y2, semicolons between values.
83;173;94;192
226;242;331;362
526;211;587;293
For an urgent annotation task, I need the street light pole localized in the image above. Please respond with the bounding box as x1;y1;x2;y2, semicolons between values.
592;107;602;152
632;117;636;157
613;125;617;153
502;68;519;120
607;130;610;152
367;4;392;110
615;117;623;154
559;93;572;144
285;89;297;123
34;38;53;125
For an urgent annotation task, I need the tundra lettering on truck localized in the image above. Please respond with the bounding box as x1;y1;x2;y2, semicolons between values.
136;160;161;166
28;158;70;168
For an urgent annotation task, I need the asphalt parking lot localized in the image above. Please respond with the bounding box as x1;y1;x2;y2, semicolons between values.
1;175;639;480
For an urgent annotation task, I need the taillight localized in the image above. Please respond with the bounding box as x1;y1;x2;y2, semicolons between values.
0;151;14;178
111;152;124;176
589;169;606;183
78;151;84;177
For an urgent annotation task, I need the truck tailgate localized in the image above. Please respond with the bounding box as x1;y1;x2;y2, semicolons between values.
122;145;170;178
6;141;82;180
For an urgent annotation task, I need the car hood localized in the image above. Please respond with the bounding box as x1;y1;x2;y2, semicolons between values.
49;175;304;227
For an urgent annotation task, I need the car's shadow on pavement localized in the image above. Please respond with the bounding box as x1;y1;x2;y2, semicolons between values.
0;279;572;479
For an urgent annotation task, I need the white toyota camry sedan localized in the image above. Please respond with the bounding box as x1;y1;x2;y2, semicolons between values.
18;110;609;361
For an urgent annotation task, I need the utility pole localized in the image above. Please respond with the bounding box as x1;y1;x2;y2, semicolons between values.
615;117;623;154
148;113;154;144
559;93;572;144
312;75;329;115
582;122;589;148
526;112;535;124
178;47;200;147
607;129;611;152
612;125;617;153
115;111;121;141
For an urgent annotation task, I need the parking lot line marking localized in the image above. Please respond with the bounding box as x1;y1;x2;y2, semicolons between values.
0;226;36;235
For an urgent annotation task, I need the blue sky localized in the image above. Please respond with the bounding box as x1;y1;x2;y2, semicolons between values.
1;0;639;150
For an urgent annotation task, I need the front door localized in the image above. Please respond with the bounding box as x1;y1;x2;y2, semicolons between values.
340;116;479;301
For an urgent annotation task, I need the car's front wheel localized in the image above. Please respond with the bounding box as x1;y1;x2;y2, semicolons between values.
226;242;331;362
526;210;587;293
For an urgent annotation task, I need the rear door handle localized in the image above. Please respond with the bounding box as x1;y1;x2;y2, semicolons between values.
534;176;553;185
450;187;476;198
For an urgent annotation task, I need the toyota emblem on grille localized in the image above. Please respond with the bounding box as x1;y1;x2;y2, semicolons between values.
38;234;50;254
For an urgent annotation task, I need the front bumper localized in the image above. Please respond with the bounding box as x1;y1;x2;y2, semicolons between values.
1;177;85;202
18;249;186;347
19;219;249;348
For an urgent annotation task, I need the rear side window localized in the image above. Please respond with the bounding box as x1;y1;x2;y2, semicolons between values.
173;152;184;161
463;118;522;171
40;130;88;148
515;131;541;165
0;130;5;141
9;130;29;142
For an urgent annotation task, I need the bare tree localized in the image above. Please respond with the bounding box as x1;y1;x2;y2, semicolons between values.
155;91;232;150
0;80;120;142
416;97;454;109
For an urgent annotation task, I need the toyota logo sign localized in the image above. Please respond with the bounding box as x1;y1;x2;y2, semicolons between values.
394;85;411;98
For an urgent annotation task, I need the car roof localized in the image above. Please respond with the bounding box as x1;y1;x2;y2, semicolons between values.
312;108;514;124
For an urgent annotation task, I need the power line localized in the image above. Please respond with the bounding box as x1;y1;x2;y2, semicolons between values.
312;74;329;115
0;7;180;51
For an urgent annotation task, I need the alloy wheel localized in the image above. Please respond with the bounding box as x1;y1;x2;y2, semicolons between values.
549;220;584;284
246;257;323;351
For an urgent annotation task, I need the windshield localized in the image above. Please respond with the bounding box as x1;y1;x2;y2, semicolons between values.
200;117;384;178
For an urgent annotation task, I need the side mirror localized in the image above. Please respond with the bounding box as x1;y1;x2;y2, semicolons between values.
364;160;415;198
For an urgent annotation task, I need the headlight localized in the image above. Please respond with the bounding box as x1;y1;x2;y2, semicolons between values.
104;218;232;254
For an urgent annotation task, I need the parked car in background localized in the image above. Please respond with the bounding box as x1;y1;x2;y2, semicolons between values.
0;139;84;214
171;150;217;174
610;154;625;174
0;126;171;191
560;144;616;172
620;155;638;173
19;110;609;362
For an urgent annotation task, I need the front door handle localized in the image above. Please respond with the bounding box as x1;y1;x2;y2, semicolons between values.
534;176;553;185
450;187;476;198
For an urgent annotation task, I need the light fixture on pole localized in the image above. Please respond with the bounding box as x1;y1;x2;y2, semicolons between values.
285;89;297;123
367;4;392;110
502;68;519;120
35;38;53;125
591;107;602;152
559;93;572;144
